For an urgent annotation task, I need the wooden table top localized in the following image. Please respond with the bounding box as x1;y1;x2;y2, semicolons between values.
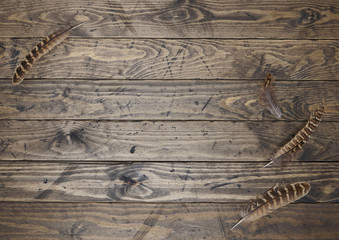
0;0;338;239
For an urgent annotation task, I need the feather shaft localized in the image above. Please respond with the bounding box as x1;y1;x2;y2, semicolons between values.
230;182;311;230
12;23;83;85
260;73;282;119
264;99;325;168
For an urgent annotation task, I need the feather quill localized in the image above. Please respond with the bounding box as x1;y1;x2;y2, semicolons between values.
12;23;83;85
230;182;311;230
264;99;325;168
260;73;282;119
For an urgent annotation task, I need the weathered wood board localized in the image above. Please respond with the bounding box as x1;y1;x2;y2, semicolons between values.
0;80;338;120
0;202;338;239
0;121;337;161
0;0;338;39
0;162;337;203
1;39;338;80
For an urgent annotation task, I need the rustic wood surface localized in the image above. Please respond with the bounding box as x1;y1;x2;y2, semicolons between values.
1;39;338;80
0;202;338;240
0;0;338;239
0;80;338;120
0;0;338;39
0;162;337;203
0;120;337;161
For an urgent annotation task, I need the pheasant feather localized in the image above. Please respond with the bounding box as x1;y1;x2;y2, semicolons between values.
264;99;325;168
230;182;311;230
12;23;83;85
260;73;282;119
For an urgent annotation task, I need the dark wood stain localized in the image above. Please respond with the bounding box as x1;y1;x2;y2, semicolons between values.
130;145;136;154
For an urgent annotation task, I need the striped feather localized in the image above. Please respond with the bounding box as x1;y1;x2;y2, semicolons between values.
12;23;83;85
260;73;282;119
264;99;325;168
230;182;311;230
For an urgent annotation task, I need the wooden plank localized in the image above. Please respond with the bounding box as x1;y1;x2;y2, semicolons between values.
1;39;338;80
0;121;337;161
0;80;338;121
0;0;338;39
0;202;337;239
0;162;337;202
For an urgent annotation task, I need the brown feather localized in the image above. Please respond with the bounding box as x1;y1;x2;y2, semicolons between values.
260;73;282;119
12;23;83;85
264;99;325;168
230;182;311;230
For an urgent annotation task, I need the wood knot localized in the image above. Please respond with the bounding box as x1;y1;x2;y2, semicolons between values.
48;123;86;154
297;8;325;25
106;169;153;200
63;87;71;97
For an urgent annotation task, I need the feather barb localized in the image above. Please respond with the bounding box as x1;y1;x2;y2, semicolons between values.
260;73;282;119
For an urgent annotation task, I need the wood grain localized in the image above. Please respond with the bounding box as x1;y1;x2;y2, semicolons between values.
0;80;338;121
0;120;337;161
1;39;338;80
0;162;337;203
1;1;338;239
0;202;338;239
0;0;338;39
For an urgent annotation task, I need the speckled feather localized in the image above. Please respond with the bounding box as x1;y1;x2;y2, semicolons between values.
12;23;83;85
230;182;311;230
264;99;325;168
